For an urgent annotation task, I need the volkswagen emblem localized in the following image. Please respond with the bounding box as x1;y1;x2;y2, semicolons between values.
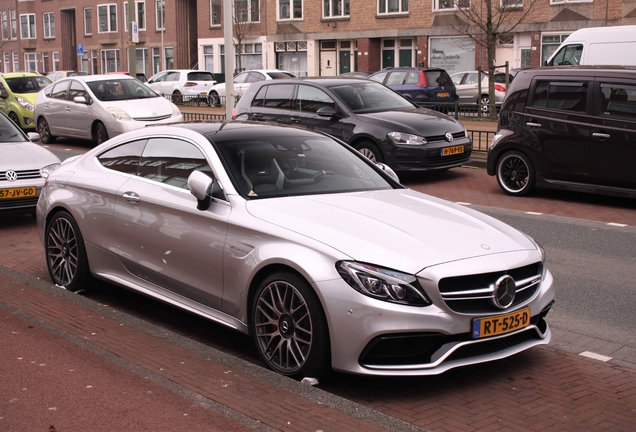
6;170;17;182
492;275;516;309
445;132;454;142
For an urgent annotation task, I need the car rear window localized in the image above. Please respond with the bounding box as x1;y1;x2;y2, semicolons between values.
187;71;215;81
424;70;453;87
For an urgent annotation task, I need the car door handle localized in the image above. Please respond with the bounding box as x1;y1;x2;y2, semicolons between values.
592;132;610;139
526;122;542;128
122;192;140;203
290;117;301;123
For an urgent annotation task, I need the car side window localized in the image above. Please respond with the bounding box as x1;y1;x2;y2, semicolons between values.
386;72;406;86
295;85;336;113
368;72;388;84
404;72;420;85
51;81;70;100
234;72;249;84
149;72;167;83
166;72;179;82
97;139;147;175
251;85;266;107
247;72;262;83
68;80;88;100
600;83;636;119
551;44;583;66
262;84;295;109
464;73;479;85
530;80;588;113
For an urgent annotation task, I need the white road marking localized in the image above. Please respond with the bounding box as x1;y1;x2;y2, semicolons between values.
607;222;627;227
579;351;612;362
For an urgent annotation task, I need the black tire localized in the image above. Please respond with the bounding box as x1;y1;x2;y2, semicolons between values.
479;95;490;115
251;272;330;379
209;91;220;107
38;117;56;144
95;122;109;145
9;112;20;128
496;151;536;196
355;141;384;164
172;91;183;105
45;211;92;292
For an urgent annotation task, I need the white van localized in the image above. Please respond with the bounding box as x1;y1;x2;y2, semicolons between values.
545;25;636;66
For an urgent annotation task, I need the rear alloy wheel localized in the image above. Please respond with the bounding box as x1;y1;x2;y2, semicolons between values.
38;117;56;144
496;151;535;196
209;91;220;107
172;91;183;105
95;122;109;145
479;95;491;115
251;272;330;379
45;211;92;292
355;141;384;164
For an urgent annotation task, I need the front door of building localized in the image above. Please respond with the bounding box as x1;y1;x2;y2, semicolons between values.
339;51;351;74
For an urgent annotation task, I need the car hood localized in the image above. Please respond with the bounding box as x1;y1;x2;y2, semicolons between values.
0;142;60;169
356;108;465;135
245;189;536;273
100;97;175;117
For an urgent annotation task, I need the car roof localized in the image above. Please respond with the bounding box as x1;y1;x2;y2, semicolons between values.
67;74;138;83
1;72;43;78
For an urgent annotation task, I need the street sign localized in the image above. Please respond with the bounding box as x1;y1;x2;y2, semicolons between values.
77;44;84;55
132;22;139;43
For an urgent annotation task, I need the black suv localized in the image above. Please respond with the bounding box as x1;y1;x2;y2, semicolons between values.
233;78;472;172
487;66;636;198
367;67;458;106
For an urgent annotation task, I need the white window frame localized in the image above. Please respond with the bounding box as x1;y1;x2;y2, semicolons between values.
1;11;8;41
10;9;17;40
53;51;60;71
24;52;38;72
124;1;146;31
378;0;409;14
550;0;592;3
101;48;120;72
98;4;118;33
42;52;49;73
136;47;148;74
323;0;349;18
12;51;19;72
501;0;523;8
278;0;303;20
4;52;10;72
84;8;92;36
433;0;470;11
20;13;36;39
210;0;221;26
156;0;165;31
43;12;55;39
235;0;260;23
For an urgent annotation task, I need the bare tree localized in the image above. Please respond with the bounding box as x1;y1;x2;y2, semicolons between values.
232;0;264;73
447;0;538;117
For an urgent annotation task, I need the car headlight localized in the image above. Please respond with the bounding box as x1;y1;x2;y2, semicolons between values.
337;261;431;306
40;163;60;179
170;102;181;117
108;107;133;121
16;96;34;111
388;131;427;146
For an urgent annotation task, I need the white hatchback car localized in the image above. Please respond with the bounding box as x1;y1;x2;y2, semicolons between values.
146;69;217;104
34;75;182;145
208;69;296;106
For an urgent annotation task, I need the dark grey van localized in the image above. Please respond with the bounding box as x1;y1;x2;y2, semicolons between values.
487;66;636;198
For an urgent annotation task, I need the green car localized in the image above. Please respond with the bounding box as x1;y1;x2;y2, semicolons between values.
0;72;52;131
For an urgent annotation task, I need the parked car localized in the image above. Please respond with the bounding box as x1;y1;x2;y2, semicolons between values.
0;72;52;131
208;69;296;106
46;70;87;82
0;111;60;215
367;67;458;107
106;71;149;83
450;70;507;113
34;75;182;145
234;78;472;171
487;66;636;198
36;121;555;378
146;69;217;103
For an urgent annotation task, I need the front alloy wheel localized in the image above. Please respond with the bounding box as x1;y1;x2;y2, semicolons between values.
496;151;535;196
252;272;329;378
45;211;91;292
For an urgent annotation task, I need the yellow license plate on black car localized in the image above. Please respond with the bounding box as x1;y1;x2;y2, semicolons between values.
0;186;37;199
472;307;531;339
441;145;464;156
438;92;450;98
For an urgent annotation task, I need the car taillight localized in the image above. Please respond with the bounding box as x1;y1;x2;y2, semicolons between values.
184;82;197;87
231;108;236;119
495;84;506;93
416;70;428;88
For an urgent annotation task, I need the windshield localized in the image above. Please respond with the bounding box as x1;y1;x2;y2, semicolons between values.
213;133;395;198
87;79;160;101
329;81;415;113
6;76;52;93
0;113;27;142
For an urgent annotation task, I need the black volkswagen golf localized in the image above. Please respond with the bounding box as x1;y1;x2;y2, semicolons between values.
233;78;472;172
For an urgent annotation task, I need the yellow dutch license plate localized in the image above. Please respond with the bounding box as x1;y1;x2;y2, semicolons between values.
472;307;531;339
0;186;37;199
438;92;450;98
201;92;207;97
441;145;464;156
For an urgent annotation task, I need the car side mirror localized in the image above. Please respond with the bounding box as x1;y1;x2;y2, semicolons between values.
188;170;214;211
316;106;338;118
73;96;89;104
27;132;41;142
0;91;7;99
375;162;400;183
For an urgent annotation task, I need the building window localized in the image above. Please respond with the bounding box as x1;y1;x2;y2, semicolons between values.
153;47;161;74
98;4;117;33
20;14;36;39
10;9;17;40
13;51;19;72
378;0;409;14
80;53;89;73
323;0;349;17
91;50;98;74
279;0;302;20
136;47;148;74
433;0;469;10
235;0;260;23
125;2;146;31
541;33;570;65
4;52;10;72
210;0;221;26
1;11;8;41
501;0;523;8
24;52;38;72
156;0;165;30
550;0;592;3
101;49;120;72
43;12;55;39
203;46;214;71
84;8;92;35
164;47;173;69
53;51;60;71
42;52;49;73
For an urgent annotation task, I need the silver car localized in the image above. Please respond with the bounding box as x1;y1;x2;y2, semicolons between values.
34;75;182;145
0;111;59;215
36;122;554;378
451;71;507;113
